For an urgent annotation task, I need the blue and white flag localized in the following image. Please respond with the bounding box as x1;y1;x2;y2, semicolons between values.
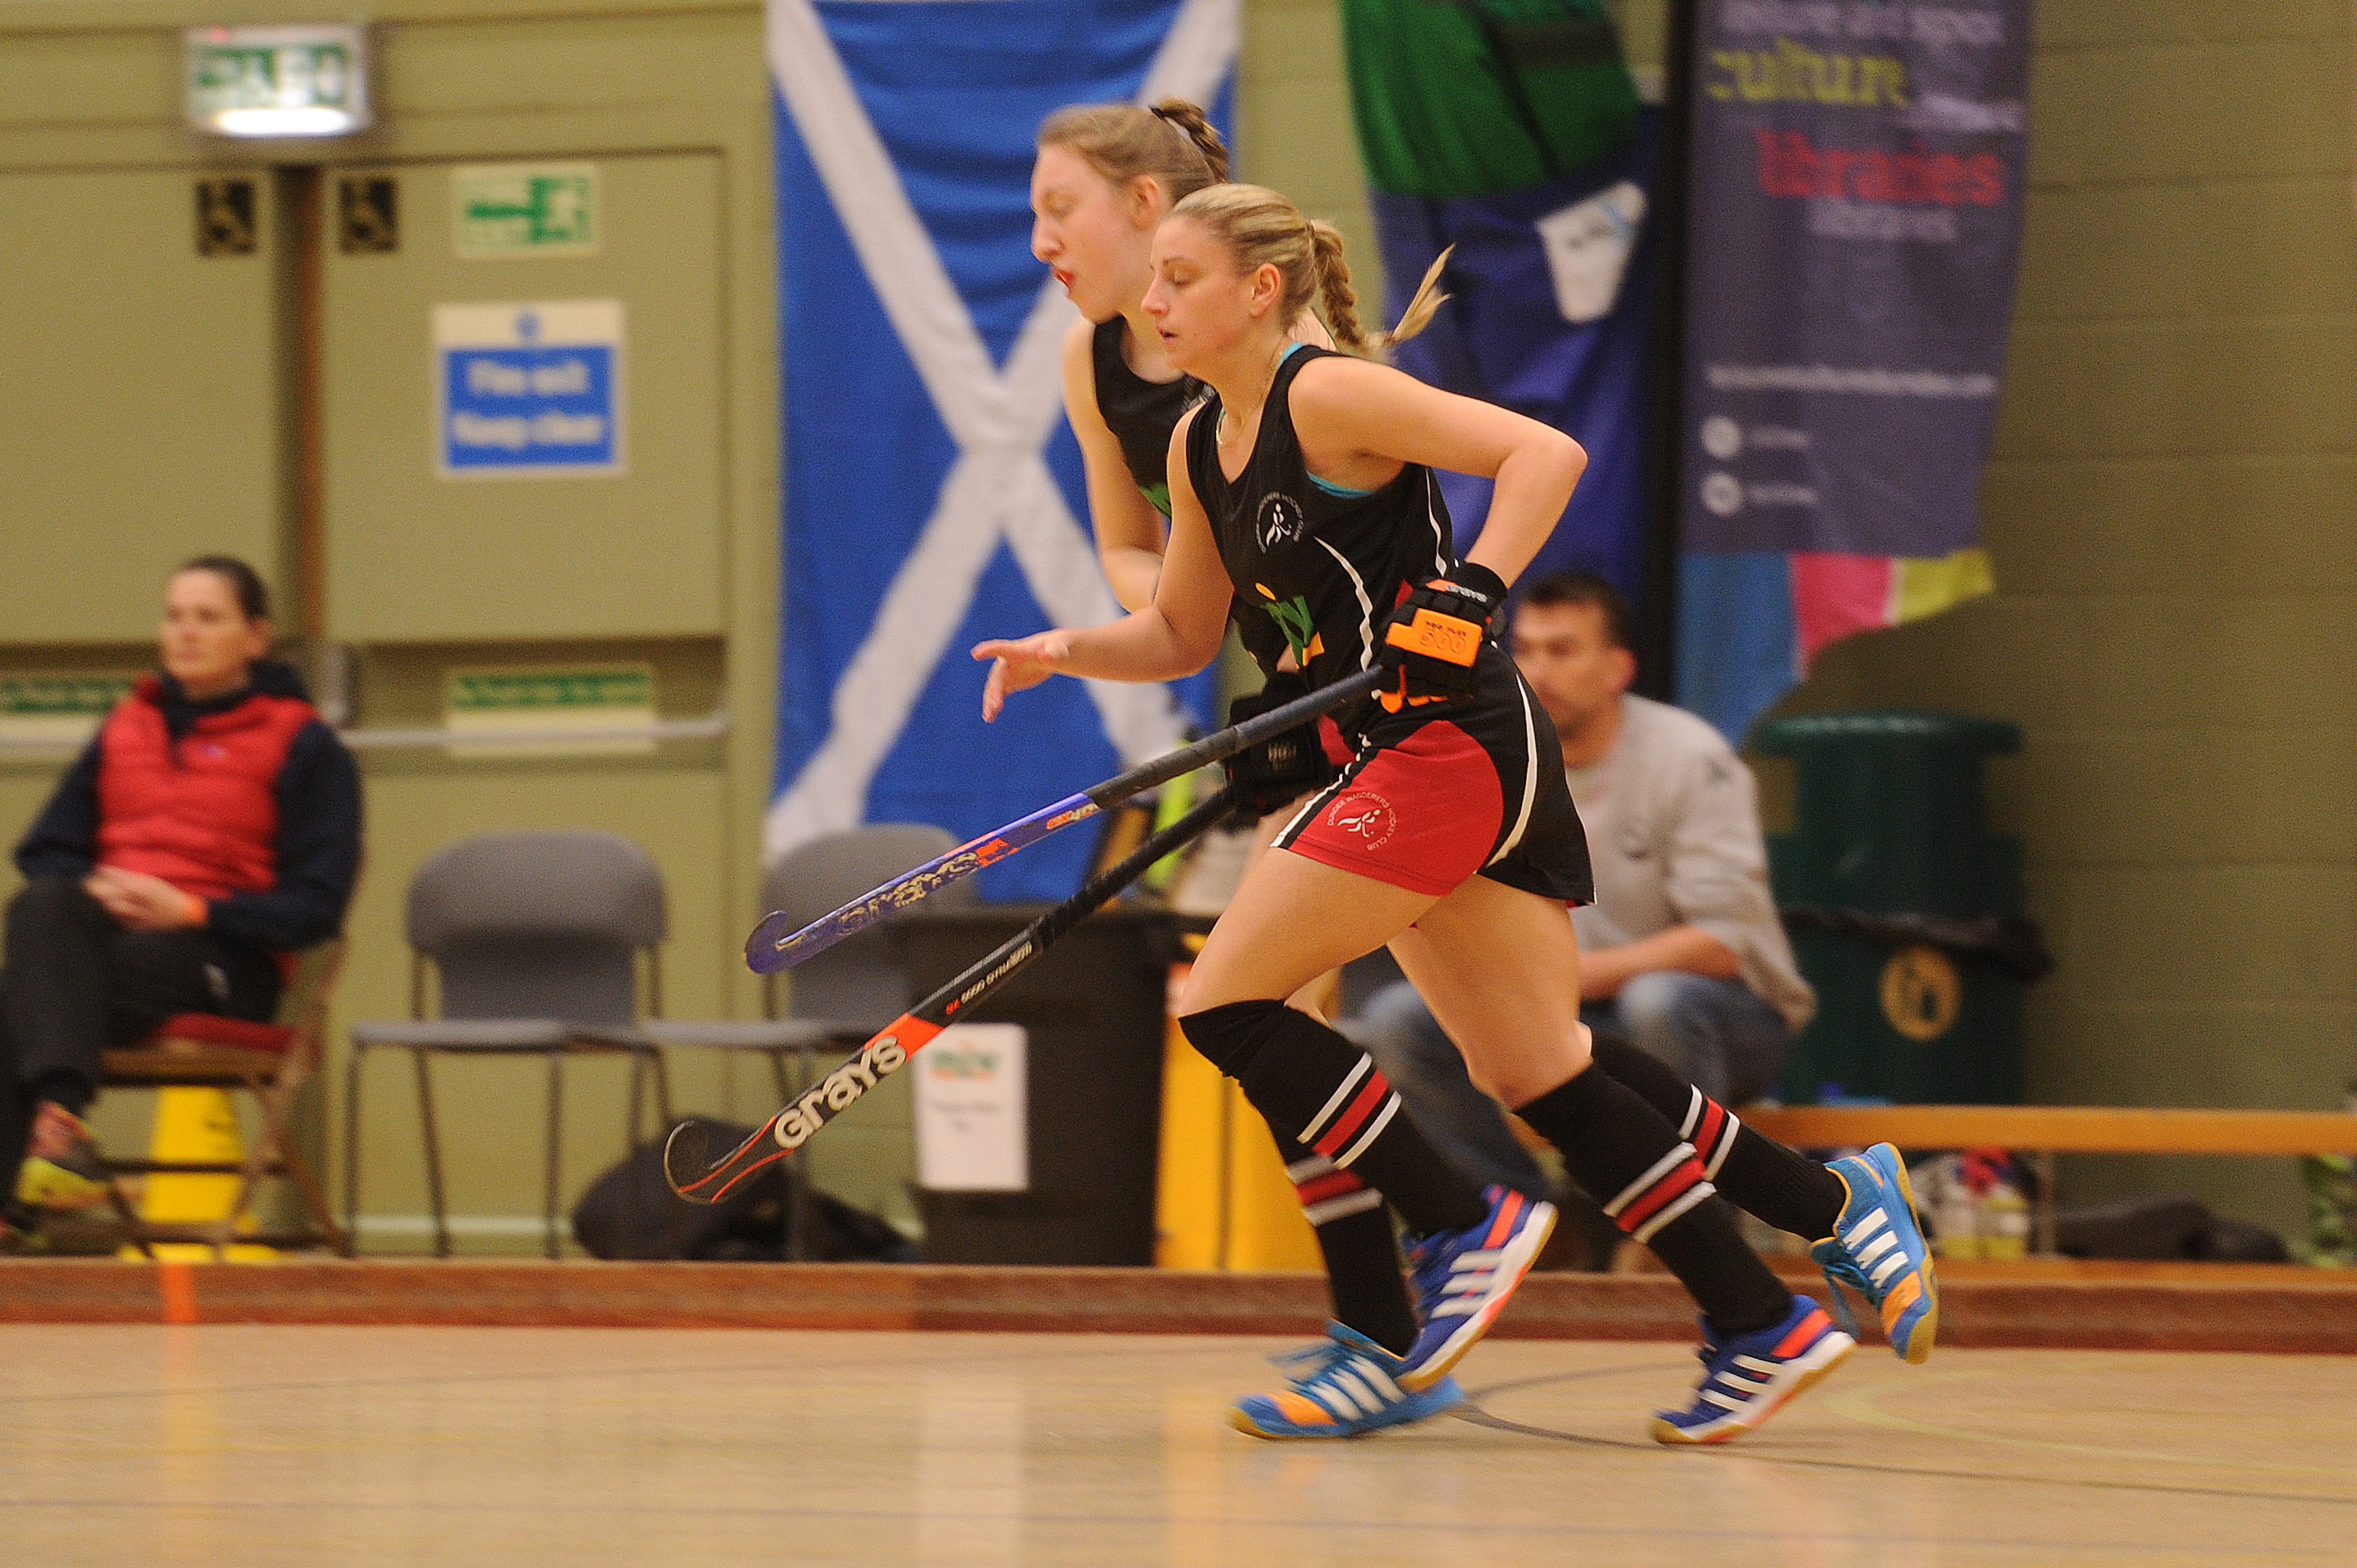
767;0;1234;899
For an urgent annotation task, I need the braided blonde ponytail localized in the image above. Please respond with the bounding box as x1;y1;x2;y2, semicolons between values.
1172;185;1449;359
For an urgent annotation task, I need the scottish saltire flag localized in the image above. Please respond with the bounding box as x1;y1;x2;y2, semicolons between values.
1675;0;2032;742
767;0;1234;899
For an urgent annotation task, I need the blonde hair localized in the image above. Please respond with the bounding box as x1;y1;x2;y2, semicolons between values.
1037;98;1229;207
1167;184;1449;359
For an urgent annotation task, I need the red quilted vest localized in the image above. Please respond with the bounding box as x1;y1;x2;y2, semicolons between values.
94;677;317;902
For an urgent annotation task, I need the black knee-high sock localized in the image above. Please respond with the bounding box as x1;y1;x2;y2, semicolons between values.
1515;1065;1791;1335
1181;1001;1487;1236
1589;1037;1847;1241
1278;1135;1418;1356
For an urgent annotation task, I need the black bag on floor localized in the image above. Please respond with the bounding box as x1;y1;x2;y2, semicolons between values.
570;1124;916;1262
2053;1194;2288;1263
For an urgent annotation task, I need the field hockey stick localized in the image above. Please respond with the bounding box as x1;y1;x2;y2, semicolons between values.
743;663;1383;974
669;784;1237;1204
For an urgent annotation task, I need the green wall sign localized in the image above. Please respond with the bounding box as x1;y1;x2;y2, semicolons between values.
0;672;136;745
453;164;601;258
444;663;655;756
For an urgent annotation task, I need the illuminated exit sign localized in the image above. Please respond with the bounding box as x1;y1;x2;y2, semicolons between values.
187;25;371;138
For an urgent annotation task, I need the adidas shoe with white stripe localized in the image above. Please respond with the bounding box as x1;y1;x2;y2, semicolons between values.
1229;1324;1466;1440
1650;1297;1854;1445
1397;1184;1555;1391
1812;1142;1939;1364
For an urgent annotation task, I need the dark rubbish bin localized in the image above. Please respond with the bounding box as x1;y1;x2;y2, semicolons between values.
893;904;1175;1265
1753;710;2046;1106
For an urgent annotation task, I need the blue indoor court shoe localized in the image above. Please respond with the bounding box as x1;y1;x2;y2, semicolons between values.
1650;1297;1854;1445
1397;1185;1555;1391
1229;1323;1466;1439
1814;1142;1940;1364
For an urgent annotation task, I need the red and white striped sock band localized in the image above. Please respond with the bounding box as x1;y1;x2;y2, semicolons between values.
1300;1055;1402;1169
1285;1152;1384;1227
1680;1087;1741;1181
1603;1142;1717;1245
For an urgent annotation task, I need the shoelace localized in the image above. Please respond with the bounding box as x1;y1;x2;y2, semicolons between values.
1265;1337;1353;1376
1262;1335;1408;1420
1817;1269;1864;1340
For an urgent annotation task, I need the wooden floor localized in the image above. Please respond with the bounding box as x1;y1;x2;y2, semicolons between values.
0;1326;2349;1567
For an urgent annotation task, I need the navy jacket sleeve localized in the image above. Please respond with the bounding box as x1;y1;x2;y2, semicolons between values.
13;737;103;881
204;720;363;952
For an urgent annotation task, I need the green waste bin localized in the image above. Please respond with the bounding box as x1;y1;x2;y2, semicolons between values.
1752;711;2030;1106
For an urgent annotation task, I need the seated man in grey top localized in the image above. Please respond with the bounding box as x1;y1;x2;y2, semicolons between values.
1356;571;1813;1195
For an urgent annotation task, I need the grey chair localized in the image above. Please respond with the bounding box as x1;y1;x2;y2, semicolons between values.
642;822;974;1257
344;830;675;1259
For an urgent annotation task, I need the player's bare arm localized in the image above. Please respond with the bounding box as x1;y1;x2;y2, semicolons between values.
1061;316;1170;612
1287;353;1586;587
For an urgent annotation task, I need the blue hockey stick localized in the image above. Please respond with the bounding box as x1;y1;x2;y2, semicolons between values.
744;665;1383;974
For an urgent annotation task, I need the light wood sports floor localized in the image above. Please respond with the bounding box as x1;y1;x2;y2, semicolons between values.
0;1326;2348;1567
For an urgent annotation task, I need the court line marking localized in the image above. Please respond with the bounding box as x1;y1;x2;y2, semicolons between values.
1454;1363;2357;1510
1812;1362;2357;1480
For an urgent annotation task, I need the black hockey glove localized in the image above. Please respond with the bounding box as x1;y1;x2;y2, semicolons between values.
1223;671;1337;817
1375;561;1505;710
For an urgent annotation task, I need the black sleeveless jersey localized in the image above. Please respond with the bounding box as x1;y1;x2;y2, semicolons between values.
1184;345;1454;695
1092;318;1203;518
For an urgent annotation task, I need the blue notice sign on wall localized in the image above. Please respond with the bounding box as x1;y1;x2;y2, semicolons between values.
434;300;624;477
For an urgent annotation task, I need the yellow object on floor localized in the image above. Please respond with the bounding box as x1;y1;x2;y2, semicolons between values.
124;1086;274;1261
1155;963;1322;1272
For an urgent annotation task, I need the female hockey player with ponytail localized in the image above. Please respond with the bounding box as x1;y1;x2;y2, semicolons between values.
1030;101;1467;1437
983;181;1934;1443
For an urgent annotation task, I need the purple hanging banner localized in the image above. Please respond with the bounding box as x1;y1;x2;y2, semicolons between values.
1675;0;2032;739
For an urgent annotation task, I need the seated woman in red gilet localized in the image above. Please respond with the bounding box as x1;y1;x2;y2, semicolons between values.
3;556;360;1238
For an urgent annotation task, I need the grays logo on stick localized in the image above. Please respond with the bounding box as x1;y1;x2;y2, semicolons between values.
774;1035;910;1148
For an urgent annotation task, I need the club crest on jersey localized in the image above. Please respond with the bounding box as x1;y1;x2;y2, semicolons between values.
1256;493;1308;551
1323;790;1397;852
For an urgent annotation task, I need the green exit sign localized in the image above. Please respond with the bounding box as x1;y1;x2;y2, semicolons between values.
453;163;601;258
187;25;370;138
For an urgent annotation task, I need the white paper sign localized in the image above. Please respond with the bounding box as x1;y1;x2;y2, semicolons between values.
1534;179;1647;324
914;1023;1027;1192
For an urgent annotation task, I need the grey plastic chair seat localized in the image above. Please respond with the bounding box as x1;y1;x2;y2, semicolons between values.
350;1019;580;1050
640;1018;863;1050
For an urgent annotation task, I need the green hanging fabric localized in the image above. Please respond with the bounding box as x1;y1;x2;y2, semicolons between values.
1343;0;1640;197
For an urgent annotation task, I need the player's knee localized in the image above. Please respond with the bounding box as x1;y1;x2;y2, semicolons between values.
1178;998;1290;1079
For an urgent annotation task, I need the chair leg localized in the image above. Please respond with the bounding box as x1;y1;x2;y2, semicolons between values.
213;1068;272;1259
343;1044;363;1257
105;1172;153;1259
252;1053;341;1252
544;1050;563;1261
413;1050;451;1259
277;1138;344;1254
651;1048;674;1129
782;1046;814;1263
625;1051;645;1148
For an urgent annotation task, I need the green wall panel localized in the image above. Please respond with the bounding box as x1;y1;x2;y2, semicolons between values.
1788;3;2357;1242
0;167;282;641
322;151;725;641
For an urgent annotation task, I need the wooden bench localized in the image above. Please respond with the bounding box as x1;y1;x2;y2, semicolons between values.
1740;1105;2357;1254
